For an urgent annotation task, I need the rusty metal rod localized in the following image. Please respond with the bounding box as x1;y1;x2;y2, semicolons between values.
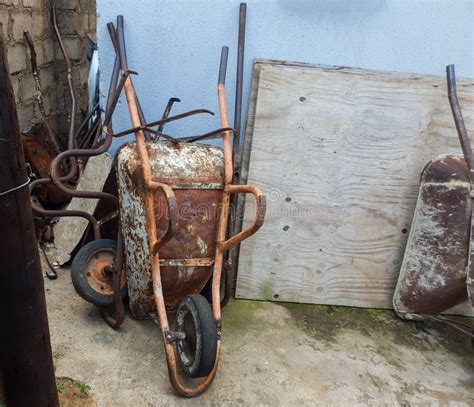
77;102;100;146
214;44;266;309
224;2;247;305
49;127;119;207
108;108;215;138
218;46;232;185
446;65;474;330
138;126;180;143
29;178;101;240
23;30;61;157
103;69;135;127
220;185;266;252
52;6;77;152
212;46;234;324
181;127;237;143
213;46;234;309
28;8;88;226
106;23;121;120
115;16;152;141
446;64;474;174
144;126;238;144
233;3;246;167
157;97;181;135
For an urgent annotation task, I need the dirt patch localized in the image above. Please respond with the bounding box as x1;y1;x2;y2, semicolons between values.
56;377;94;407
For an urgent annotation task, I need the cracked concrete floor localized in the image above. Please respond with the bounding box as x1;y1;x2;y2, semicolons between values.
45;268;473;406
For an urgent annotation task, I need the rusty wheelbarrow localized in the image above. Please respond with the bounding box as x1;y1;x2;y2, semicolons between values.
69;16;266;396
393;65;473;335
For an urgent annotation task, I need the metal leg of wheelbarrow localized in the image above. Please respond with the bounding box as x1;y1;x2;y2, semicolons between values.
99;230;126;329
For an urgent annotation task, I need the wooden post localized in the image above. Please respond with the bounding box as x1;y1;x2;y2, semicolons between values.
0;25;59;406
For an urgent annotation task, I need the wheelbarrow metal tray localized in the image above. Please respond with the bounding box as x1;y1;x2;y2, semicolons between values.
393;154;470;318
116;141;224;319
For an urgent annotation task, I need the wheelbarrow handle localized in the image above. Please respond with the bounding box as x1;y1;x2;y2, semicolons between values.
446;64;474;174
220;184;266;252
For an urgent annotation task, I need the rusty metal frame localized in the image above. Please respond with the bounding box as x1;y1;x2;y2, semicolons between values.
115;12;266;395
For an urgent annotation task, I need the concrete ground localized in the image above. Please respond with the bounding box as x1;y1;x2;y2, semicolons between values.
45;267;473;406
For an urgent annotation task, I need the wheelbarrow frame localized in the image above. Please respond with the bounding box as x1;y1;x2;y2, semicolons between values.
117;33;266;394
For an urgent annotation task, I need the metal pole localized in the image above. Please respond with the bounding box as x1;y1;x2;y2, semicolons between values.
225;3;247;303
0;25;59;407
233;3;246;166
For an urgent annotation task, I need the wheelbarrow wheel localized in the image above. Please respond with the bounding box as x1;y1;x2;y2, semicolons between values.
71;239;127;306
175;294;218;378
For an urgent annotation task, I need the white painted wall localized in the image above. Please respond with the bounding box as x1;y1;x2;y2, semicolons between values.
97;0;474;153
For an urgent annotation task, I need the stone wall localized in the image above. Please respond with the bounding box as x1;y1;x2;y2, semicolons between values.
0;0;96;143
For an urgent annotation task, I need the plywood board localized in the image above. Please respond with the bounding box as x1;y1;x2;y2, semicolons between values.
236;60;474;315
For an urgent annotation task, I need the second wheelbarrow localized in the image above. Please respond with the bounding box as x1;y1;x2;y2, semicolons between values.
393;65;473;334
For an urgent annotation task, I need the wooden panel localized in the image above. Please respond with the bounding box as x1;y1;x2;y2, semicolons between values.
236;59;474;315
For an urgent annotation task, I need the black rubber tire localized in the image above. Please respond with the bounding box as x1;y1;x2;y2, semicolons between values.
175;294;218;378
71;239;127;306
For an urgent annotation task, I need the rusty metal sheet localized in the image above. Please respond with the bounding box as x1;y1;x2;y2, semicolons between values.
23;134;68;205
116;141;224;318
393;155;470;318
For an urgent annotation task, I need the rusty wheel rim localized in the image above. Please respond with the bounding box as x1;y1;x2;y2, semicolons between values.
85;248;126;295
